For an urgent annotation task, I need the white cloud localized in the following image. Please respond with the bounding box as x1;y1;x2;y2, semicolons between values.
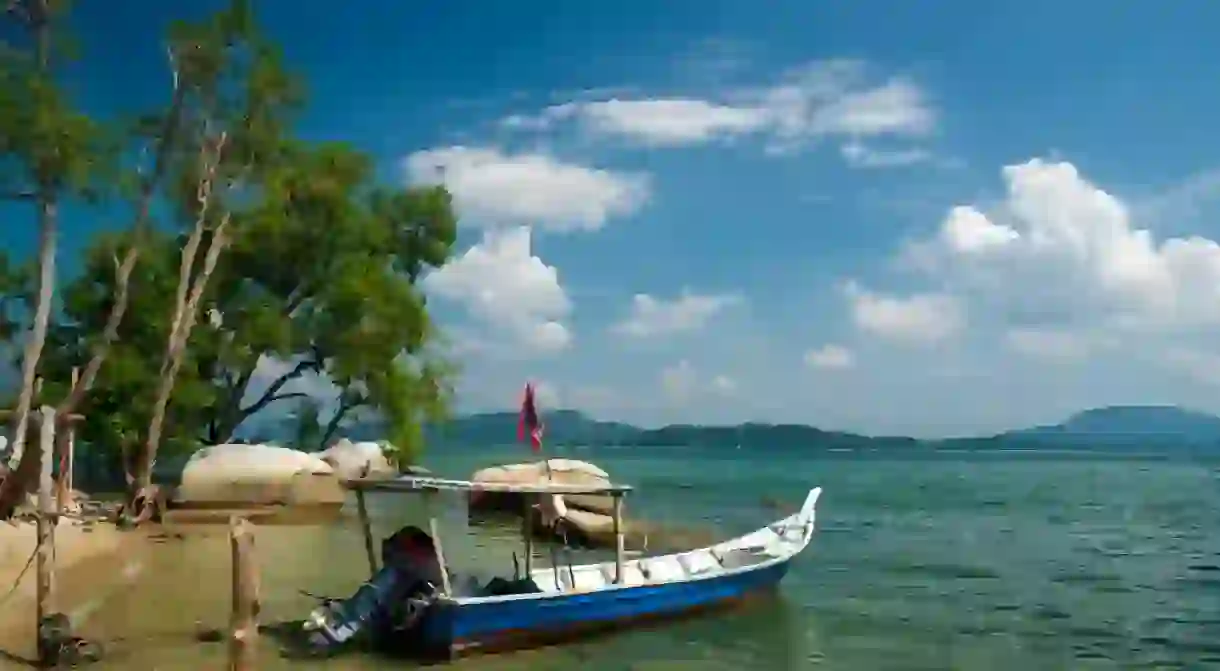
575;99;769;147
911;159;1220;335
612;291;740;338
501;60;935;157
843;281;963;345
840;141;933;169
804;344;855;369
425;226;572;353
404;146;650;232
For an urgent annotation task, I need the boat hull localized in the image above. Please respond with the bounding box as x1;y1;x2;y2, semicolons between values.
420;559;792;657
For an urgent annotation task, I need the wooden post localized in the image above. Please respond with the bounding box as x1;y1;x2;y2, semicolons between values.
424;490;451;595
65;368;76;496
612;492;625;585
56;368;78;512
36;406;56;630
355;489;378;578
228;516;259;671
522;495;534;576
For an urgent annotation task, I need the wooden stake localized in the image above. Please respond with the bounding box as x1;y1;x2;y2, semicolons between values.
613;493;625;585
355;490;378;578
36;406;56;627
55;368;77;511
65;367;76;497
522;495;534;576
228;516;259;671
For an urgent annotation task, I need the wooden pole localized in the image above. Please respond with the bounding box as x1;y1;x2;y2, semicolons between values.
612;493;625;585
228;516;259;671
65;368;76;496
355;490;378;578
55;368;77;511
36;406;56;628
424;490;451;595
522;495;534;576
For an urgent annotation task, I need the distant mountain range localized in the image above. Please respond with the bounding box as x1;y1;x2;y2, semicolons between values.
392;405;1220;451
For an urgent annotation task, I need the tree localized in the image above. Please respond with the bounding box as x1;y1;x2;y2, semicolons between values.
39;151;458;480
0;0;115;516
3;0;459;501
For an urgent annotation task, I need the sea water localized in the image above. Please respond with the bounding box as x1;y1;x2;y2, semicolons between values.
56;445;1220;669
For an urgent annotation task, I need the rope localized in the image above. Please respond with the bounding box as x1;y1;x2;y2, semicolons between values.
0;534;41;610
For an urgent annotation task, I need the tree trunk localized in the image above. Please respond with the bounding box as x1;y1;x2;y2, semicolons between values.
131;134;227;494
0;0;58;519
137;215;230;492
0;199;58;517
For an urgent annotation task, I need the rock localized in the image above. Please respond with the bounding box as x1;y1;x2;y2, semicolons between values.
174;443;345;508
469;459;615;516
319;439;397;481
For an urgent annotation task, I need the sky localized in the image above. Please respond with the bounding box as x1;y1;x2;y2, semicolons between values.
7;1;1220;437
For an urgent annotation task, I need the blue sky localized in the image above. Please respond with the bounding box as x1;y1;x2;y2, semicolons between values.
8;1;1220;437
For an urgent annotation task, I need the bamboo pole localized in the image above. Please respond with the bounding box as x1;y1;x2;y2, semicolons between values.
36;406;56;628
228;516;259;671
613;493;625;585
355;490;378;578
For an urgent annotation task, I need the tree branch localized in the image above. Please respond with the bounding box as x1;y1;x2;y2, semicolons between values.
229;361;314;429
57;248;137;416
319;391;364;448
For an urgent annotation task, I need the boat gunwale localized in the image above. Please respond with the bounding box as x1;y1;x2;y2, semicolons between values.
445;486;822;607
344;474;634;496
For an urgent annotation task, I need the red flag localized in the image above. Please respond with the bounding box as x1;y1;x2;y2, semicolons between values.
519;383;544;452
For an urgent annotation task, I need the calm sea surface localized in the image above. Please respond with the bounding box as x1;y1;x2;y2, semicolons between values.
75;445;1220;670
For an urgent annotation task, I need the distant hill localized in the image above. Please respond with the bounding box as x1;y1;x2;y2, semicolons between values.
416;409;918;450
1002;405;1220;447
409;405;1220;452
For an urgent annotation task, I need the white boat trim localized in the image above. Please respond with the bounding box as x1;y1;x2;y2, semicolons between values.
449;486;822;606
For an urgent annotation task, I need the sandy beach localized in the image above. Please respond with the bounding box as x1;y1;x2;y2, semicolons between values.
0;516;134;662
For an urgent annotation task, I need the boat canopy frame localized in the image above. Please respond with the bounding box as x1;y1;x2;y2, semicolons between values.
344;474;633;599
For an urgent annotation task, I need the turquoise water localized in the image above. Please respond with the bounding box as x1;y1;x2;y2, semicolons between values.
84;446;1220;670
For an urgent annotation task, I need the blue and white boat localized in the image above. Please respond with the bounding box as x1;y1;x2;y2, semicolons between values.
298;475;822;660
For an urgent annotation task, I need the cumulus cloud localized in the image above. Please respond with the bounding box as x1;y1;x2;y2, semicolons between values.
911;159;1220;335
500;60;935;157
804;344;855;369
849;157;1220;378
612;291;740;338
404;146;650;232
843;281;964;345
425;226;572;353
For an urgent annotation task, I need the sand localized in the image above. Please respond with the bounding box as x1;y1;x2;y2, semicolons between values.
0;517;134;662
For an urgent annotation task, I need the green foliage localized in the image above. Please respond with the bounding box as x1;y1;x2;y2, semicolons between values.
0;1;117;201
2;0;460;479
32;144;457;467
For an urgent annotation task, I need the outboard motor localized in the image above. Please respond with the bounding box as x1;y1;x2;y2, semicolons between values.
298;526;441;658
